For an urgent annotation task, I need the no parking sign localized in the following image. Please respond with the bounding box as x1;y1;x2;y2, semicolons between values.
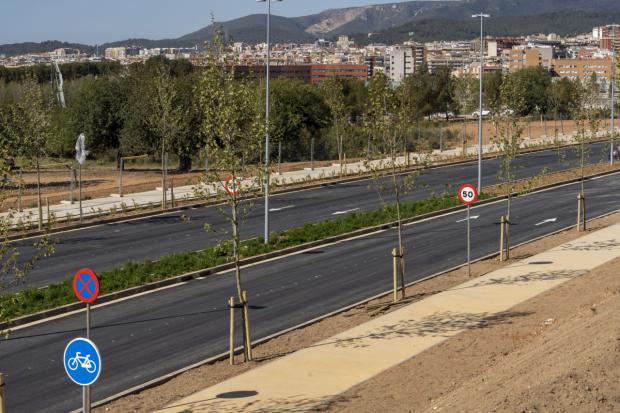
73;268;100;304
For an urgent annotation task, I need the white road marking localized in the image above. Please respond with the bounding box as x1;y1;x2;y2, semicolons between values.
332;208;360;215
456;215;480;223
535;217;558;226
269;205;295;212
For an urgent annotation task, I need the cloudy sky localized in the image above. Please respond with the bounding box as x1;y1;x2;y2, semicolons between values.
1;0;415;44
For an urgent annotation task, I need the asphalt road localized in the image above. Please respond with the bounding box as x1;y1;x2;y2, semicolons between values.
2;169;619;412
9;141;611;291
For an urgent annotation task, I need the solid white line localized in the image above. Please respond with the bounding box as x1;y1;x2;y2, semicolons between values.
456;215;480;223
269;205;295;212
332;208;360;215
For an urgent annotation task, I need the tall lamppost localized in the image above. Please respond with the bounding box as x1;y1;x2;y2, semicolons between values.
257;0;282;244
611;24;617;165
472;13;490;193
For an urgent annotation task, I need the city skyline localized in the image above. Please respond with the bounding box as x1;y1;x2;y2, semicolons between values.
0;0;413;45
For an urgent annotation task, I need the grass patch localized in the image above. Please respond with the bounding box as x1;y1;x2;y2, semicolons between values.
1;193;489;321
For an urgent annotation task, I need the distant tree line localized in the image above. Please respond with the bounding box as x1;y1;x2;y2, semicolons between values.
0;56;611;172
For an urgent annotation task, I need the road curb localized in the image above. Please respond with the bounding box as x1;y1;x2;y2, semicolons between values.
4;165;620;331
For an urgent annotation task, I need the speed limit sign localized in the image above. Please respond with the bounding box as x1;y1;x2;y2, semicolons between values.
225;176;242;196
458;184;478;205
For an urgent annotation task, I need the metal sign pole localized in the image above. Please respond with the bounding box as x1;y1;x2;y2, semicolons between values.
83;302;91;413
79;164;83;224
467;205;471;277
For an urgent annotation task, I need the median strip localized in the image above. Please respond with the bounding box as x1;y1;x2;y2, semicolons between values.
3;164;619;331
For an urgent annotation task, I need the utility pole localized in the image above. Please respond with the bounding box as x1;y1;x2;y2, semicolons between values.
257;0;283;244
611;24;617;165
472;13;490;193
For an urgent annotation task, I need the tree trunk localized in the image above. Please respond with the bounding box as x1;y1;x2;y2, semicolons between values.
231;191;250;362
36;156;43;230
178;153;192;173
161;114;167;210
391;147;406;299
335;117;343;178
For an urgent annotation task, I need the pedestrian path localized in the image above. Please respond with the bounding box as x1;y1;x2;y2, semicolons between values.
1;132;575;227
159;221;620;413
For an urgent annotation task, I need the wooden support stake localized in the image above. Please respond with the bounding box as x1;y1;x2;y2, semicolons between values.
582;194;587;231
399;248;406;300
119;158;124;198
170;178;175;208
46;197;51;227
500;215;506;261
505;215;510;260
242;291;253;362
0;373;5;413
392;248;398;302
577;193;582;232
229;296;235;365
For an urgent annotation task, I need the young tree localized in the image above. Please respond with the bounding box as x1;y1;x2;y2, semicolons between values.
148;63;185;209
454;75;479;155
492;114;524;260
3;75;52;229
432;66;456;120
322;77;348;177
364;72;415;299
0;111;54;326
572;75;602;230
196;36;264;361
548;78;579;136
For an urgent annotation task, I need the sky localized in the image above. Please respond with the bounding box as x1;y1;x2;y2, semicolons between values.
0;0;414;45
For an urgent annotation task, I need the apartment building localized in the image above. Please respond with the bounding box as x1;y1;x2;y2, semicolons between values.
550;58;612;83
104;47;127;60
502;46;552;73
594;25;620;51
386;43;427;82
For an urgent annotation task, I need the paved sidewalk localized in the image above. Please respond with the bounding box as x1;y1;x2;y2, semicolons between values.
159;222;620;413
2;133;575;227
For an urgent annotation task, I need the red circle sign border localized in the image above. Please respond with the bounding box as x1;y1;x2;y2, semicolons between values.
73;268;100;304
225;176;242;196
458;184;478;206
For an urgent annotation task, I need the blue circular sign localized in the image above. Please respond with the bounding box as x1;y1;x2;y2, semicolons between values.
63;338;102;386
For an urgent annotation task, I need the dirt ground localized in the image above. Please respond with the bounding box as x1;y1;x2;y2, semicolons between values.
448;118;615;147
96;210;620;412
327;230;620;413
4;118;613;213
0;160;336;213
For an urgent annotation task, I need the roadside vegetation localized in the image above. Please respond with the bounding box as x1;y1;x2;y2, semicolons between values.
0;193;486;321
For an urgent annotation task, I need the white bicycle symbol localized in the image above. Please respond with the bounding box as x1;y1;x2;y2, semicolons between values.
68;352;97;373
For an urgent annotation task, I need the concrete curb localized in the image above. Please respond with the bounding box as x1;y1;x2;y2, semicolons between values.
7;137;600;242
4;165;619;331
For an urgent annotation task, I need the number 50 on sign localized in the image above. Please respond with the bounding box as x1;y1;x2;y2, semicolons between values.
458;184;478;205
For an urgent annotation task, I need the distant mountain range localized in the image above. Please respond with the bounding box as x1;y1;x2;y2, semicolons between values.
2;0;620;56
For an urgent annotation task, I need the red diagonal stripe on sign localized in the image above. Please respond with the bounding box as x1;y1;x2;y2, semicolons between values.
78;274;94;296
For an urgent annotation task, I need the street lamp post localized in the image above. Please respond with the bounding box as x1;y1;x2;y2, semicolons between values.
472;13;490;193
257;0;282;244
611;24;617;165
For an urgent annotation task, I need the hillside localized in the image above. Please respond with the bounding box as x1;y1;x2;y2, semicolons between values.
3;0;620;56
353;10;620;45
0;40;94;57
179;14;313;44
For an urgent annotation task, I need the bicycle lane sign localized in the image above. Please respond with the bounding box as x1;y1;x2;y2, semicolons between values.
64;338;102;386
